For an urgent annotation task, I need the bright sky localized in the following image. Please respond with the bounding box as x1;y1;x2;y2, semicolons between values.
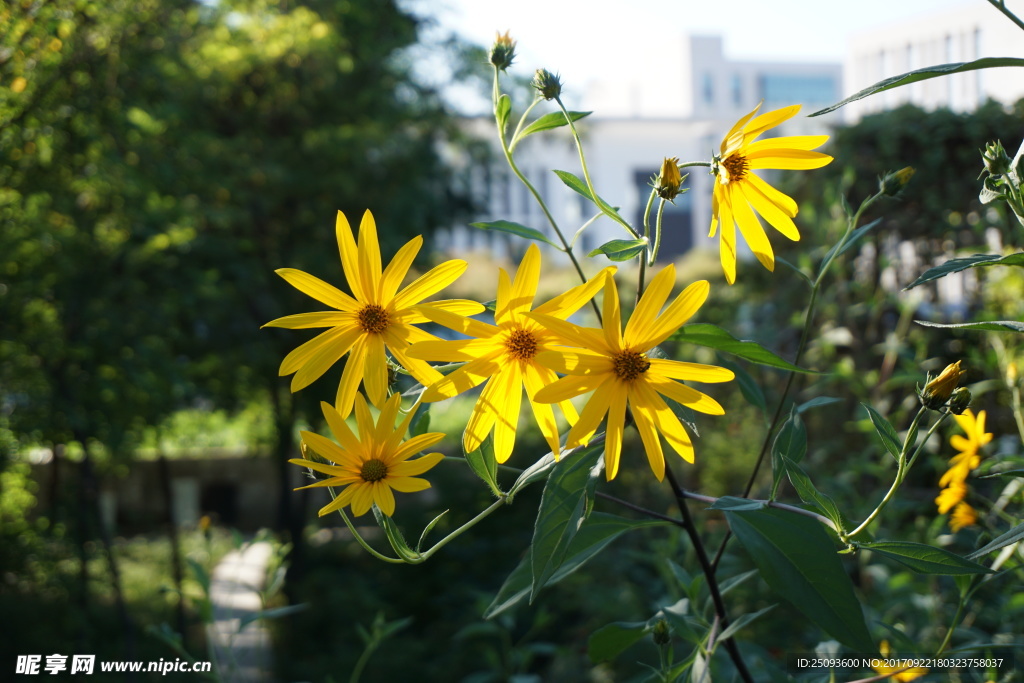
411;0;992;110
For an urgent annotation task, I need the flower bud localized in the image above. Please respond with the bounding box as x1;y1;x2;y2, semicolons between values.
532;68;562;100
947;387;972;415
652;619;671;646
919;360;965;410
654;157;687;201
490;30;516;72
981;140;1011;176
879;167;915;196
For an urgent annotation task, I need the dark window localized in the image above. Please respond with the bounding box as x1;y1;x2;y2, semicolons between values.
633;170;692;260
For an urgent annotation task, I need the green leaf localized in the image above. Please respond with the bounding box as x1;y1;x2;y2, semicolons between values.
551;170;627;223
465;434;502;497
862;403;901;461
373;506;419;562
530;445;604;600
587;621;649;662
186;558;210;595
508;452;556;498
979;468;1024;479
670;323;811;373
905;252;1024;290
820;218;882;268
720;358;767;416
771;407;805;499
410;405;430;438
495;93;511;133
861;541;991;575
417;509;449;552
967;521;1024;560
775;256;813;286
238;604;308;631
810;57;1024;117
469;220;559;248
658;597;705;644
783;457;843;531
587;238;648;262
717;604;777;643
484;512;664;618
915;319;1024;333
517;110;591;141
797;396;841;414
725;507;874;652
708;495;766;512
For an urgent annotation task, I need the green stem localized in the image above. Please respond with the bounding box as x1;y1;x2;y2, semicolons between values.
349;637;377;683
636;189;657;307
935;596;966;656
678;161;712;169
508;97;543;153
554;95;640;238
987;0;1024;32
493;69;602;323
331;502;405;564
650;198;667;266
417;496;507;561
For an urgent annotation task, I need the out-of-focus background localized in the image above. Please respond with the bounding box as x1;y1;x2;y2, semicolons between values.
2;0;1023;680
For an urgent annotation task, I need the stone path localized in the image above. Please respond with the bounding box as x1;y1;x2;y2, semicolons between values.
207;541;275;682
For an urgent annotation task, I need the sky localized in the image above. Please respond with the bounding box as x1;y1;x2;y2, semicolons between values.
409;0;991;110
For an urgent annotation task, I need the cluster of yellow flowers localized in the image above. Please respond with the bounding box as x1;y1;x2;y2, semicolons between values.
934;409;993;532
265;211;735;517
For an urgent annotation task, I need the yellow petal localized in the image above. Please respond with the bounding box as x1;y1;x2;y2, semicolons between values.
357;210;383;303
527;312;611;355
407;338;495;362
393;259;468;310
603;387;627;480
491;362;522;463
335;211;366;302
372;481;396;516
318;484;357;517
353;392;375;437
631;397;666;481
721;103;762;154
730;183;774;271
648;375;725;415
350;482;376;516
289;327;363;392
709;186;721;238
494;267;513;324
631;280;710;351
718;189;738;284
632;381;694;463
747;149;833;171
534;350;611;375
380;235;422;303
275;268;360;311
740;180;800;241
421;355;500;402
279;325;359;377
742;104;800;141
387;476;432;493
533;372;611;404
523;362;562;457
384;329;443;389
601;276;623;350
648;358;734;383
509;244;541;317
299;431;357;467
463;376;500;453
414;305;500;339
744;135;829;156
533;266;616;318
335;336;369;418
362;336;389;407
392;439;446;466
395;299;486;324
745;173;797;217
374;392;403;443
565;380;614;448
320;400;363;453
624;264;676;347
263;311;353;329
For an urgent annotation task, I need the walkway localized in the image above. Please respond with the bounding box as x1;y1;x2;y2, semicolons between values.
207;541;275;682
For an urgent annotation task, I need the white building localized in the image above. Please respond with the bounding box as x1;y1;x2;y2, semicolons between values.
845;1;1024;119
441;35;841;264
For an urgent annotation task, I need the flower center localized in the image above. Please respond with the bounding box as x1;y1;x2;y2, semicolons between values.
360;458;388;483
612;349;651;381
504;327;539;362
721;153;749;183
357;304;389;334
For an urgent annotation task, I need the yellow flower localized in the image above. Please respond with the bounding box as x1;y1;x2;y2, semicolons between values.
938;409;991;487
264;210;483;416
291;393;445;517
920;360;966;409
709;103;832;284
949;501;978;532
530;266;734;481
935;481;967;515
872;640;928;681
408;244;614;463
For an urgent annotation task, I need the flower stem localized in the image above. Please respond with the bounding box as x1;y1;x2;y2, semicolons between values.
650;197;667;266
987;0;1024;32
418;496;508;561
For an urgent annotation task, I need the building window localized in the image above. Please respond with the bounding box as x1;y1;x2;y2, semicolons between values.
758;74;837;105
702;73;714;104
731;74;742;106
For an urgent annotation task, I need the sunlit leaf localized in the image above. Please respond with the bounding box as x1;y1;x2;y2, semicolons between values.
905;252;1024;289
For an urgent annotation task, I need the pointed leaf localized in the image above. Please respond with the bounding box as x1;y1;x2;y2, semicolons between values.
862;403;901;461
821;218;882;268
588;238;648;262
517;110;591;140
530;445;604;599
717;604;777;643
551;170;627;223
797;396;841;414
670;323;811;373
587;620;649;662
470;220;559;248
905;252;1024;290
720;359;767;416
861;541;991;575
417;509;449;552
810;58;1024;116
915;319;1024;333
465;434;502;497
967;521;1024;560
725;507;874;653
495;93;511;133
238;604;308;631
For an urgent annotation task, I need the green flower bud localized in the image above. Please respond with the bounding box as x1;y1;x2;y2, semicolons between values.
947;387;972;415
652;619;671;646
490;30;516;72
532;68;562;100
653;157;687;201
879;167;915;196
981;140;1011;176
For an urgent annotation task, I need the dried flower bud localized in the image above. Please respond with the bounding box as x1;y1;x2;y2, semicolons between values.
982;140;1011;176
652;619;671;646
919;360;965;410
947;387;972;415
532;68;562;100
879;167;915;196
490;30;516;72
654;157;687;201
